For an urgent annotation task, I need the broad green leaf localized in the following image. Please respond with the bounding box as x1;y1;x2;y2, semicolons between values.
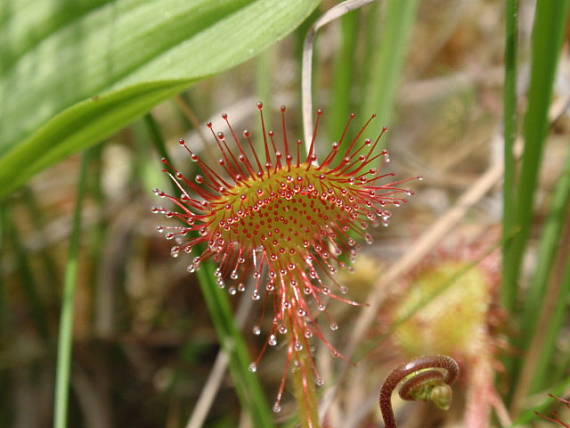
0;0;320;199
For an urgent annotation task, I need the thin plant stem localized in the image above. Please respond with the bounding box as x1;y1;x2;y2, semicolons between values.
292;344;320;428
174;95;210;146
144;113;173;166
501;0;519;312
523;149;570;383
53;150;92;428
257;48;275;131
256;48;275;157
328;9;359;146
302;0;376;148
361;0;420;146
503;0;570;395
521;152;570;383
533;235;570;389
509;152;570;414
502;0;570;319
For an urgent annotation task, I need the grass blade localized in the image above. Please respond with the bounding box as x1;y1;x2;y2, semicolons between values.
196;262;275;428
53;150;92;428
144;113;172;165
501;0;519;312
327;9;359;146
361;0;420;142
532;239;570;391
509;149;570;413
256;48;275;131
521;149;570;354
502;0;570;314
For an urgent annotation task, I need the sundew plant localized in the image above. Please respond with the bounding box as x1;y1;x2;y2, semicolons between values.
1;1;570;428
153;103;416;423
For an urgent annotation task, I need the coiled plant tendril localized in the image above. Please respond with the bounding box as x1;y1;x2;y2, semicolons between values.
379;355;460;428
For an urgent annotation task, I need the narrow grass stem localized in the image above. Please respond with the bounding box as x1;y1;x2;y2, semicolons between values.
503;0;570;395
302;0;376;147
522;149;570;357
174;95;210;146
196;261;275;428
257;48;275;131
361;0;420;147
144;113;173;166
502;0;570;315
501;0;519;312
533;228;570;388
53;150;92;428
328;9;359;146
510;152;570;414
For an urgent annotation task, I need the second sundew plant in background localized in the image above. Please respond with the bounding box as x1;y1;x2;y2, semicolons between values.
154;102;417;426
